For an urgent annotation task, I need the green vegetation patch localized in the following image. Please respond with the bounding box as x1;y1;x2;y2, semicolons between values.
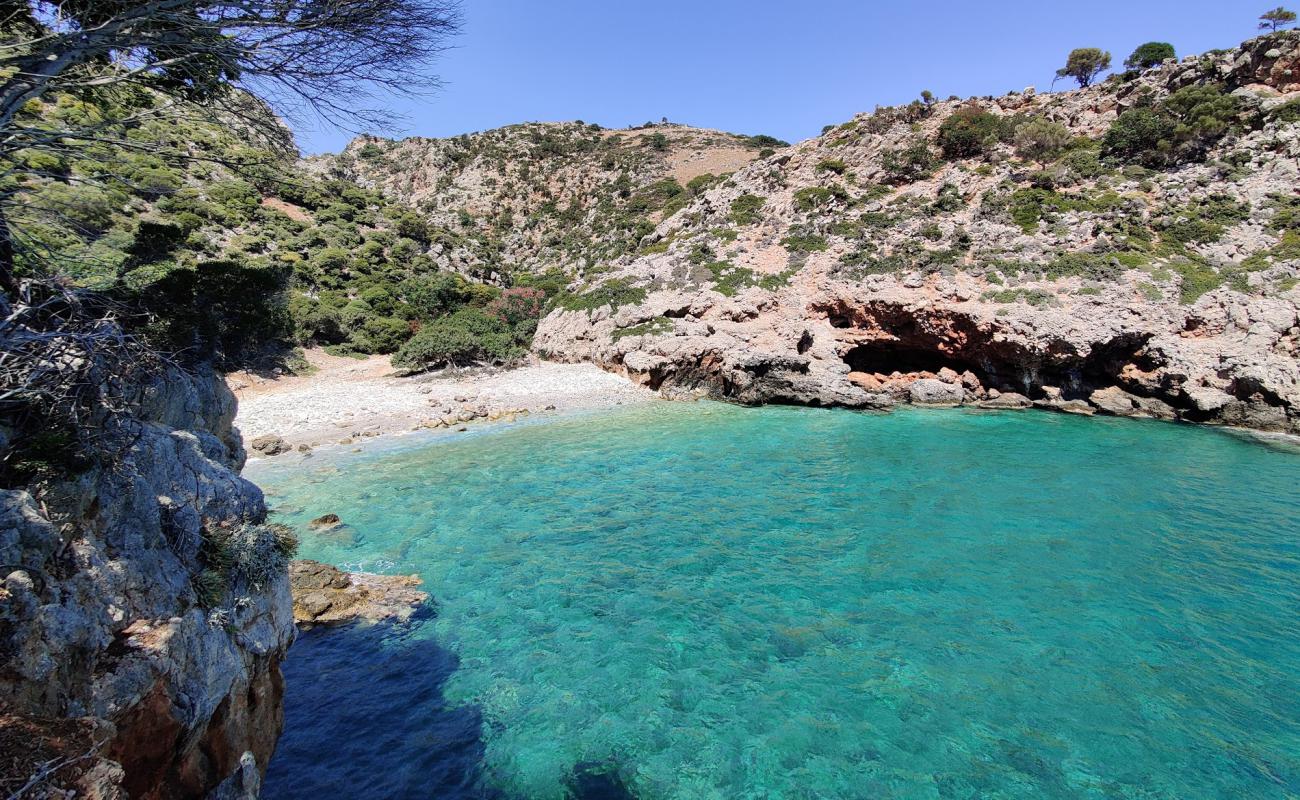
1158;195;1251;245
730;194;766;225
556;278;648;312
611;316;673;342
1102;84;1257;167
793;185;849;213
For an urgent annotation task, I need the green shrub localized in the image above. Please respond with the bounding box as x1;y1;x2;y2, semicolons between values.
556;278;647;311
1103;84;1253;167
1125;42;1175;69
612;316;672;341
391;308;523;371
1270;98;1300;123
1013;117;1071;165
351;315;411;353
816;158;848;174
781;226;829;252
1159;195;1250;244
289;297;345;345
930;183;965;213
131;260;292;367
743;134;789;149
1170;258;1224;303
937;106;1008;158
1060;148;1107;179
880;140;937;183
730;194;766;225
793;185;849;212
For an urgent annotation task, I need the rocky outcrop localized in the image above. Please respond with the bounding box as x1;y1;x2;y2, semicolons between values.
534;33;1300;434
1;366;296;798
288;560;428;629
249;434;290;457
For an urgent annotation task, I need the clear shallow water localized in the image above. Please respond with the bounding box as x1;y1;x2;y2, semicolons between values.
255;404;1300;800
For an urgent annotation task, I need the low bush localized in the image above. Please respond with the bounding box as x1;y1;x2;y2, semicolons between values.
1103;84;1254;167
937;106;1009;159
391;307;524;371
793;185;849;212
880;140;937;184
730;194;766;225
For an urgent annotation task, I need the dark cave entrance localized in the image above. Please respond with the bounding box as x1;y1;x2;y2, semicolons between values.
842;341;982;378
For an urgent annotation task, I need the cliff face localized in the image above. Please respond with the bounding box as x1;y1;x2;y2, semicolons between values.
1;365;295;798
311;122;768;282
532;33;1300;433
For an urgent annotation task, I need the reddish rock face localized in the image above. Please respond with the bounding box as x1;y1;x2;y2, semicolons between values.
107;659;284;800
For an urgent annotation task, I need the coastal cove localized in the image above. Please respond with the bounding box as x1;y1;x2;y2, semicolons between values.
249;404;1300;799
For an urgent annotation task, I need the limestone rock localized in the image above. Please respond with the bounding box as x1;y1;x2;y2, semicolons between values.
0;365;295;799
250;434;290;456
908;379;965;406
288;560;428;629
308;513;342;530
524;33;1300;436
1089;386;1142;416
977;392;1032;409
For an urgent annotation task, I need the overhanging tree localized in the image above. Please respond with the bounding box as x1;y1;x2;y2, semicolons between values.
0;0;460;473
0;0;462;292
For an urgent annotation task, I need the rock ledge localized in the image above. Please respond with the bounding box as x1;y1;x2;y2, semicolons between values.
289;560;428;629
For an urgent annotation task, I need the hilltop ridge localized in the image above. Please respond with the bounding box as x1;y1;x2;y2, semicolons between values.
309;122;778;284
518;32;1300;434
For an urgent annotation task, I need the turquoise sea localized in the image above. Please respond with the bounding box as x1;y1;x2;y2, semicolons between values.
252;403;1300;799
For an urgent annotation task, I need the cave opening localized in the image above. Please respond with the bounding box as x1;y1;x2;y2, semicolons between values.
842;341;981;379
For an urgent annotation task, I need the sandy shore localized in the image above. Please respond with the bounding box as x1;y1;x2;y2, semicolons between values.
228;349;656;452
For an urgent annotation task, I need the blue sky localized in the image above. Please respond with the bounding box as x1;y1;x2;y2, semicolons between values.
295;0;1277;154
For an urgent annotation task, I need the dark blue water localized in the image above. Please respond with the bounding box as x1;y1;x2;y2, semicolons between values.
254;404;1300;799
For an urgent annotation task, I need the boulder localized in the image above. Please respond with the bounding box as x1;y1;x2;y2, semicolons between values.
1134;396;1178;420
977;392;1031;409
308;513;341;530
1034;397;1096;415
908;379;965;406
249;434;290;456
1089;386;1141;416
1185;386;1234;413
288;560;428;629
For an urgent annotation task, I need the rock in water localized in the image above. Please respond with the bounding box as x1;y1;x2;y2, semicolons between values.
288;560;428;628
308;513;342;530
1089;386;1141;416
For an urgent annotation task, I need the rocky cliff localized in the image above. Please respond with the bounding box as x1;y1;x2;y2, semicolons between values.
312;122;771;284
530;33;1300;433
1;364;295;798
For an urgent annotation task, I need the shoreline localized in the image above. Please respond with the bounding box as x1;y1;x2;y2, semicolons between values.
230;349;1300;468
228;350;657;457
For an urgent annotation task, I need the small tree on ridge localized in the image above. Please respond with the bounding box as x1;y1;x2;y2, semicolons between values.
1259;6;1297;31
1056;48;1112;88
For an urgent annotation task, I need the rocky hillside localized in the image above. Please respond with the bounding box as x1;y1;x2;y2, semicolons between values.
0;361;296;798
530;32;1300;434
313;123;776;286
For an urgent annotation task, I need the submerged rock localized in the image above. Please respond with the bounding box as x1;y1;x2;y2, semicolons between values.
289;560;428;629
308;513;341;530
